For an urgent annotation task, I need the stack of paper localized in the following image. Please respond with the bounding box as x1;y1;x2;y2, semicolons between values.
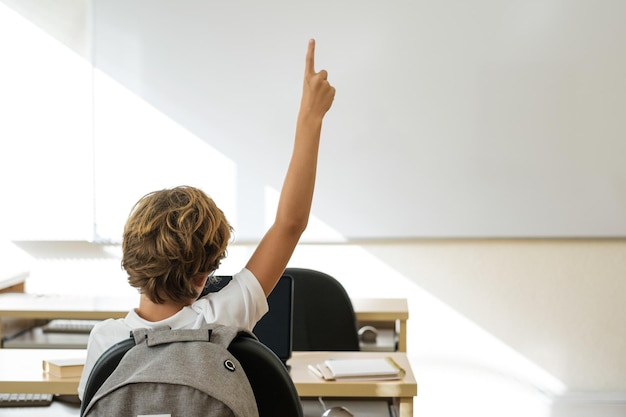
310;357;404;381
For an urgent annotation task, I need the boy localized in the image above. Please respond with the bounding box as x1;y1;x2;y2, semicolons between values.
78;38;335;400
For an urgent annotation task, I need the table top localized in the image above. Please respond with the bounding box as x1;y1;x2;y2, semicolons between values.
289;351;417;398
0;274;27;293
0;294;136;319
0;273;27;287
0;293;408;321
351;298;409;321
0;349;416;399
0;349;83;395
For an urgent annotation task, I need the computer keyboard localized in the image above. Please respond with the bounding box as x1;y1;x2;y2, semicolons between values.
0;393;53;407
41;319;100;334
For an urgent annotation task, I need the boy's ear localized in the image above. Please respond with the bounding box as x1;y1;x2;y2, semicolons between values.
194;274;209;287
192;275;209;300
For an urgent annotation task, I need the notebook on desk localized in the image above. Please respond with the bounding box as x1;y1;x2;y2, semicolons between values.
199;273;294;367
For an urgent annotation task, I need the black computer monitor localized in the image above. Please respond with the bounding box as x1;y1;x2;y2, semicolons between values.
252;274;294;365
199;273;294;365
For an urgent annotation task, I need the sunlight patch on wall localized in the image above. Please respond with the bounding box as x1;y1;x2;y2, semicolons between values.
93;69;237;242
263;187;346;243
0;3;93;240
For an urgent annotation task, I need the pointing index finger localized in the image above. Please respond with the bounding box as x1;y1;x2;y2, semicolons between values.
305;38;315;76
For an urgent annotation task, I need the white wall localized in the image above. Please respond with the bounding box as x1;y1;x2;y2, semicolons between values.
0;0;93;241
4;0;626;241
89;0;626;239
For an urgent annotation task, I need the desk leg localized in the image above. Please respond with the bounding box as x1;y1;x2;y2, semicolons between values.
397;320;407;352
398;397;414;417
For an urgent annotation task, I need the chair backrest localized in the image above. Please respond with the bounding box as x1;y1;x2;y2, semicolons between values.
228;334;302;416
286;267;360;351
81;336;135;414
80;331;303;417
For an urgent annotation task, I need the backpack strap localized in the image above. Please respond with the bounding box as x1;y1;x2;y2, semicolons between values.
132;323;255;348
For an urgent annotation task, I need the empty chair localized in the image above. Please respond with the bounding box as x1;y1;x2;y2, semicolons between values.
286;267;360;351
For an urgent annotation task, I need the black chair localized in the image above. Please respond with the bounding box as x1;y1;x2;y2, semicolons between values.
80;337;135;416
286;267;360;351
228;335;302;416
80;332;303;417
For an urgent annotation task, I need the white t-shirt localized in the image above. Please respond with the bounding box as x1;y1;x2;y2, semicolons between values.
77;268;268;400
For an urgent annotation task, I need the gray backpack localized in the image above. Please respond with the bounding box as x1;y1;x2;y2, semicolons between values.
81;323;259;417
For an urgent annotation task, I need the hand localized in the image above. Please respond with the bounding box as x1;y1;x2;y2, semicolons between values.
300;39;335;117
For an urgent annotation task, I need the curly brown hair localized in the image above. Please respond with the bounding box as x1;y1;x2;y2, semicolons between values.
122;186;232;304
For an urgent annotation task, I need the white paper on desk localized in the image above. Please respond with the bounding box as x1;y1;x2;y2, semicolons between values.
315;357;404;381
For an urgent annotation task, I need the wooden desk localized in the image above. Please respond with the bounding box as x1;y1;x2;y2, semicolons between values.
0;294;134;341
352;298;409;352
0;294;135;320
0;349;417;417
0;295;409;350
0;349;83;395
290;351;417;417
0;274;26;294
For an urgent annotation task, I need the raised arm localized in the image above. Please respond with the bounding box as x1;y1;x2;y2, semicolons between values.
246;39;335;296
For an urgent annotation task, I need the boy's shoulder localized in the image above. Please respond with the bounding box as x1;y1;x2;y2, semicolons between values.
89;318;133;349
197;268;259;299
